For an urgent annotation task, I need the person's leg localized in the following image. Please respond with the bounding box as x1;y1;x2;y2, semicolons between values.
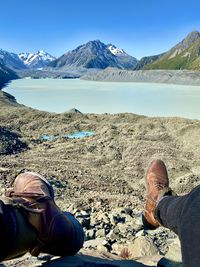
155;185;200;267
0;197;37;261
6;172;84;257
143;159;200;267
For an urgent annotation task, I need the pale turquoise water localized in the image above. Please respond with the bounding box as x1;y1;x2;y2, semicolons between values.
3;78;200;119
41;131;96;141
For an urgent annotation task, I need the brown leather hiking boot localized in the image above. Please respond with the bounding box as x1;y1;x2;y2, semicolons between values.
142;159;172;229
13;171;55;199
6;172;84;257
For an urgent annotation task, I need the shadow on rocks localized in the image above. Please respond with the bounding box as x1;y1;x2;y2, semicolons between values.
0;127;27;155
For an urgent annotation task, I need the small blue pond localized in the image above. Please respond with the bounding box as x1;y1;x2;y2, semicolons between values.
41;131;95;141
64;131;96;139
41;135;55;141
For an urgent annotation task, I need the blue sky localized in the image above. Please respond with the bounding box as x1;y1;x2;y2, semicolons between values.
1;0;200;59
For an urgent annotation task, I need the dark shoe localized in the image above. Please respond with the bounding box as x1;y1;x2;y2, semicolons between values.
142;160;172;229
6;172;84;256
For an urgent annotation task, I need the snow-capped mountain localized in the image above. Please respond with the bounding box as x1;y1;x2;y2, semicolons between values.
19;50;56;69
50;40;138;70
0;49;26;70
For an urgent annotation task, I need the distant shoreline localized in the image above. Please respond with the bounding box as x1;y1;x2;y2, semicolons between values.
2;69;200;89
82;69;200;86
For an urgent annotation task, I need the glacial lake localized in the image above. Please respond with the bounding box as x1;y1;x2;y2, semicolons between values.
3;78;200;119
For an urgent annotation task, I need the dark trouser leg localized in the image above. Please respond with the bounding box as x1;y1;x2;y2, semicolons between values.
0;198;37;261
155;185;200;267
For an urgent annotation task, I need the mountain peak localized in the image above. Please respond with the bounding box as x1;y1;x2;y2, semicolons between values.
84;40;104;46
91;39;102;43
168;30;200;55
85;40;107;50
184;31;200;44
186;30;200;38
19;50;55;69
36;50;47;55
50;40;137;69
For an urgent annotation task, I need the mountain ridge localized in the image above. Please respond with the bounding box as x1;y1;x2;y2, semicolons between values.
141;30;200;70
1;31;200;76
49;40;138;70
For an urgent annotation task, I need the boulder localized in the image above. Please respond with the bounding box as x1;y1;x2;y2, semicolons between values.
65;108;82;114
85;229;96;240
158;237;182;267
96;228;106;238
112;236;160;259
83;238;109;253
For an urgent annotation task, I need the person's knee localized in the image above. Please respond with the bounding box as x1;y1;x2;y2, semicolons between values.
40;211;84;256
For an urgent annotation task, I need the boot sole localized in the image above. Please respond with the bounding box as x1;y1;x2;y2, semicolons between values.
142;213;158;230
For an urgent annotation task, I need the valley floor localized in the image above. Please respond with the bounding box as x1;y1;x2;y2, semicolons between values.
1;90;198;266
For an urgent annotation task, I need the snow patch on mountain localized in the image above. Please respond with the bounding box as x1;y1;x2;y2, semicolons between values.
107;45;125;55
19;50;56;69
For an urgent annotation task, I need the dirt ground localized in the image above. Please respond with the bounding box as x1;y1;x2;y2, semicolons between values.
1;90;200;213
2;90;199;266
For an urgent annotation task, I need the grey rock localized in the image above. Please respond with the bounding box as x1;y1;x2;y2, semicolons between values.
85;229;96;240
96;229;106;238
66;108;83;114
90;212;110;227
117;223;134;236
77;216;90;229
112;236;160;259
80;210;91;217
84;238;108;253
106;230;118;241
109;213;125;225
161;237;182;266
135;230;144;238
112;226;120;235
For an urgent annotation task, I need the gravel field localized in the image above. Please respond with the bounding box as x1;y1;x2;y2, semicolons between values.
1;89;198;266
